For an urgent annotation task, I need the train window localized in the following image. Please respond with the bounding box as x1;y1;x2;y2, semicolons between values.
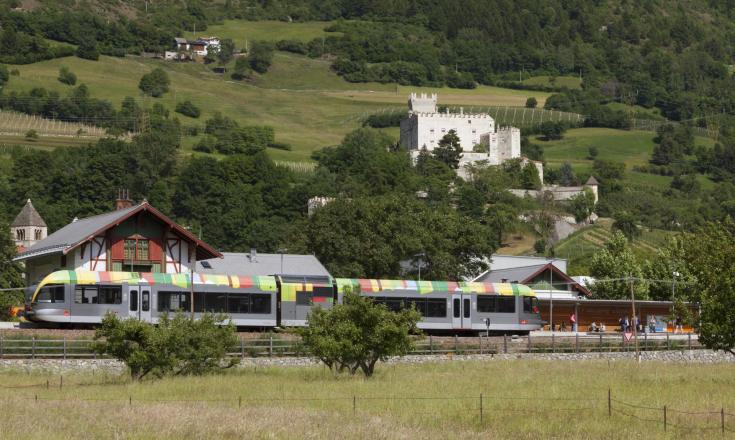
194;292;206;313
251;294;271;314
384;298;403;313
36;285;65;303
405;298;427;316
75;286;99;304
130;290;138;312
497;297;515;313
463;298;470;318
98;286;122;305
296;291;313;306
158;291;190;312
205;293;227;313
142;291;150;312
227;293;250;314
477;296;516;313
426;299;447;318
453;298;460;318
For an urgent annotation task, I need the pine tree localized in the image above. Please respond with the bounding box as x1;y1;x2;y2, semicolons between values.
432;130;462;169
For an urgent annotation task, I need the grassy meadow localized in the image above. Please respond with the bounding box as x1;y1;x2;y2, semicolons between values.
5;51;555;160
0;360;733;439
539;128;716;190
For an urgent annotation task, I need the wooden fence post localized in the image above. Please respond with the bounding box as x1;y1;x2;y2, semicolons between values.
527;333;532;353
663;405;667;431
608;388;611;417
353;395;356;415
479;335;483;355
480;393;483;423
722;407;725;435
503;334;508;354
688;333;691;350
454;335;458;353
0;334;3;358
269;336;273;357
429;335;433;354
240;338;244;358
552;333;555;353
666;332;670;350
32;336;36;359
575;333;579;353
63;336;67;360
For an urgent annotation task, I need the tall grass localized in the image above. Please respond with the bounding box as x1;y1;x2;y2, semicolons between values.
0;360;733;438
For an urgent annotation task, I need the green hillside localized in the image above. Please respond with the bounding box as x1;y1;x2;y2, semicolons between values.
183;20;338;47
4;49;560;160
539;128;716;189
554;219;673;275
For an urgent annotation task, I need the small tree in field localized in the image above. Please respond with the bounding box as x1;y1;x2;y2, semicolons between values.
138;68;170;97
298;291;421;377
94;312;237;380
525;97;537;108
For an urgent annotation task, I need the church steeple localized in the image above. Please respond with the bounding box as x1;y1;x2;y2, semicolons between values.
11;199;47;251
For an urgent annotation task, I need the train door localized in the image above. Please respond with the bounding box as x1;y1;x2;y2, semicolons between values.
452;293;472;330
127;286;151;322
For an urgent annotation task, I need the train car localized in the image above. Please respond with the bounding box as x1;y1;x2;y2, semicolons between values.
336;278;542;333
27;270;279;327
28;270;542;333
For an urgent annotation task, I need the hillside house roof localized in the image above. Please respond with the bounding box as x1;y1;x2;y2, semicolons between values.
585;176;599;186
14;201;221;262
196;252;331;277
473;263;591;296
11;199;46;228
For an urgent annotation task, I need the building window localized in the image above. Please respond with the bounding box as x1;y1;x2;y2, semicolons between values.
468;120;471;124
124;240;136;259
138;240;149;260
34;229;42;240
16;229;24;241
124;239;150;261
429;129;434;133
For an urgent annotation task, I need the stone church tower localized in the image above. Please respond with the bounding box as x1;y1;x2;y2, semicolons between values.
11;199;47;252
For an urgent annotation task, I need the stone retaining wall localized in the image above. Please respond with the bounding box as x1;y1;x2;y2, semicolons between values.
0;350;732;375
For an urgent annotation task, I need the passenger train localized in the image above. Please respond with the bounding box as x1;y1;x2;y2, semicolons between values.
27;270;542;333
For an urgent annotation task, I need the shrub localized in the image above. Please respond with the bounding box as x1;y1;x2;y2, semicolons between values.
93;312;238;380
138;68;170;98
231;57;250;80
10;68;19;76
276;39;308;55
76;39;99;61
297;291;421;377
25;129;39;140
58;66;77;86
175;100;201;118
248;41;274;74
525;97;538;108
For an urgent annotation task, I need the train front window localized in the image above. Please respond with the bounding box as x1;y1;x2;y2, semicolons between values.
523;297;539;314
35;285;64;303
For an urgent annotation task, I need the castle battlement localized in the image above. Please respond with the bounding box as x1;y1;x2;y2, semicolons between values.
400;93;523;178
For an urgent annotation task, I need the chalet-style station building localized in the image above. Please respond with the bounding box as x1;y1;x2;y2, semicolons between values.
13;192;222;285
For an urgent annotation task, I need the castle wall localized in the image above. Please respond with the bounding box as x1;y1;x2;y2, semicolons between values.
407;112;495;152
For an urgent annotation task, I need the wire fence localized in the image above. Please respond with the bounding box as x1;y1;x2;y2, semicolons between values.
0;332;703;359
0;384;731;434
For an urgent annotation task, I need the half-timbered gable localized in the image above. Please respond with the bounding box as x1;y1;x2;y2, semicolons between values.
14;199;221;285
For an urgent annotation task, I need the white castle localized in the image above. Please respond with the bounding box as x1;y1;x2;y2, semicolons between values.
399;93;523;169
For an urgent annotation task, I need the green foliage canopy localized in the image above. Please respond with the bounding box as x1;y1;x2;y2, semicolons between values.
94;312;238;380
298;291;421;377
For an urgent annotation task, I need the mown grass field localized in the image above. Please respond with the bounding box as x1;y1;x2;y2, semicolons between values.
539;128;716;190
0;360;733;439
6;50;554;160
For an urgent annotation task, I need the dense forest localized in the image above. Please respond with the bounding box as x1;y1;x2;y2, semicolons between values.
0;0;735;284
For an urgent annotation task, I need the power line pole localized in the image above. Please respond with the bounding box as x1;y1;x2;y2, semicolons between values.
630;275;641;363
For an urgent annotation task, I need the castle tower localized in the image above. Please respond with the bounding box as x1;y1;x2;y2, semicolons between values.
11;199;47;252
584;176;599;204
408;93;437;114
